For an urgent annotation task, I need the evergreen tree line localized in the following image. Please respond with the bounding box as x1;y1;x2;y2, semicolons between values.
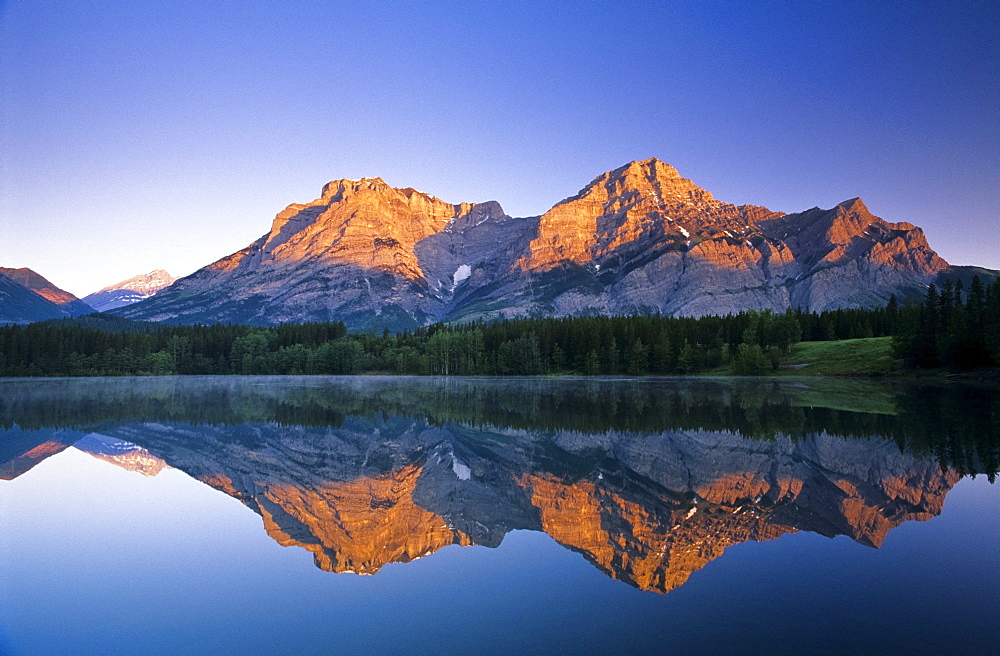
891;276;1000;369
0;277;996;377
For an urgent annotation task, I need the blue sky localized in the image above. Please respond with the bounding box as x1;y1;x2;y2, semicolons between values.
2;0;997;296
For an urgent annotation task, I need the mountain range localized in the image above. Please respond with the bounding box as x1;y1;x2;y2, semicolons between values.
3;159;996;329
117;159;993;330
0;268;175;325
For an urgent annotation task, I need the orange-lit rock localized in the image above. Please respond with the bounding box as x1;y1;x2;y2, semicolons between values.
519;452;959;593
256;179;472;281
120;177;518;327
120;158;963;328
519;159;777;272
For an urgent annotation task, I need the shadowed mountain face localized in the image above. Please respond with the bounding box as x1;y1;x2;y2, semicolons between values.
0;268;94;317
2;377;993;593
0;271;89;325
117;160;963;330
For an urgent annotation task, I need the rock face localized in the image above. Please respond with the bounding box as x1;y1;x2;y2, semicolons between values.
118;158;952;328
0;268;94;320
121;179;526;327
518;427;958;592
83;269;176;312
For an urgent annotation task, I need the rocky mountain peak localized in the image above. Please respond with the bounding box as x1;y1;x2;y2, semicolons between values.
94;269;176;295
836;197;870;214
448;200;508;230
320;176;394;199
257;178;465;266
520;160;741;272
119;160;966;328
599;158;715;205
82;269;176;312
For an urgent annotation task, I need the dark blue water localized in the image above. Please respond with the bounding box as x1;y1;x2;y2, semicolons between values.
1;376;997;655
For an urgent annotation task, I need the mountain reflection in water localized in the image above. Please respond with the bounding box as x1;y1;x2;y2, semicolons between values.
1;376;996;594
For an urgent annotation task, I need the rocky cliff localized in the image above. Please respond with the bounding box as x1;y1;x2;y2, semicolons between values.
119;178;525;327
118;159;959;329
458;162;947;321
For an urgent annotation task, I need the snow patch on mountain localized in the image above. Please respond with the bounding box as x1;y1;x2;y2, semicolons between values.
452;265;472;290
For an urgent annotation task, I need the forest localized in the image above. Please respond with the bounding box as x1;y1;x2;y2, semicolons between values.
0;276;997;378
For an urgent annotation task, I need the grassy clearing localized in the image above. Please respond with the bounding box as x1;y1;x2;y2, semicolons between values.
778;337;896;377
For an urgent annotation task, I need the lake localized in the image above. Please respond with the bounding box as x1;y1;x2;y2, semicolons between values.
1;376;998;655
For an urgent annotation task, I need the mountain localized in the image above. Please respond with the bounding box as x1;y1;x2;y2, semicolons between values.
932;265;1000;291
0;272;71;325
119;178;520;327
119;159;965;329
0;267;94;318
83;269;176;312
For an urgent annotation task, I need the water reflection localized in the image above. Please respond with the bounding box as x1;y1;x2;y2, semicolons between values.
1;376;996;593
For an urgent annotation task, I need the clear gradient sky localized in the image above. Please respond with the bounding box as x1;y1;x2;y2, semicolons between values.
1;1;997;297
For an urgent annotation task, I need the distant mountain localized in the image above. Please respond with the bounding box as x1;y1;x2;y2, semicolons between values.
0;272;71;325
119;159;983;329
83;269;176;312
0;267;94;317
932;265;1000;290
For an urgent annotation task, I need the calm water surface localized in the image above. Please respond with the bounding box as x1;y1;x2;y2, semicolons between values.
1;376;998;655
